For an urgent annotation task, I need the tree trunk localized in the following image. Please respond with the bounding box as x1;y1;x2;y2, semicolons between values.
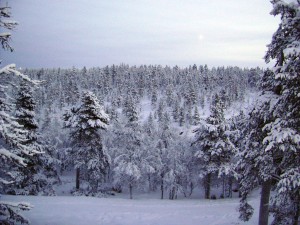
222;176;225;198
189;182;194;197
161;174;164;199
293;191;300;225
76;168;80;190
205;173;211;199
129;183;133;200
258;179;272;225
228;176;233;198
169;187;176;200
148;174;151;192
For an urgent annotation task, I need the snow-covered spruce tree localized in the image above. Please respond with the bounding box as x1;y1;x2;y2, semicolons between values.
178;107;185;127
123;95;138;123
193;93;235;199
64;67;80;106
0;4;43;224
64;91;110;194
142;113;158;192
156;111;175;199
164;134;190;200
0;5;17;52
264;1;300;224
238;1;300;225
172;100;180;122
113;124;143;199
193;106;201;125
113;100;153;199
12;80;60;195
236;87;275;224
0;70;38;225
155;111;194;200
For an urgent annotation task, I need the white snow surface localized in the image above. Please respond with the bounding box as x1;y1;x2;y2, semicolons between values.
2;192;261;225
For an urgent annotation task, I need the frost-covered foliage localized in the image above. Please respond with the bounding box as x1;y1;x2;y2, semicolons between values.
0;5;18;52
6;80;60;196
6;28;265;205
18;62;261;201
0;4;44;224
236;88;275;222
0;200;32;224
4;1;300;224
193;93;235;199
238;1;300;224
113;102;148;199
264;1;300;224
64;91;110;193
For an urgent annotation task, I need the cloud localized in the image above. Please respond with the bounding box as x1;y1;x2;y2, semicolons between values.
3;0;279;68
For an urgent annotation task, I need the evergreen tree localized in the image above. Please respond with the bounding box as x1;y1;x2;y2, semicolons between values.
238;1;300;225
172;100;180;122
157;100;165;122
185;83;197;107
265;5;300;223
155;115;173;199
123;95;138;123
165;84;174;106
142;113;157;191
64;91;110;193
193;106;201;125
0;4;43;224
151;90;158;107
13;80;59;195
237;95;273;223
64;67;80;105
113;102;150;199
178;107;185;127
193;93;234;199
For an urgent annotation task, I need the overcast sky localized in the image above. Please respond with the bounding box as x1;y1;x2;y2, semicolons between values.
2;0;280;69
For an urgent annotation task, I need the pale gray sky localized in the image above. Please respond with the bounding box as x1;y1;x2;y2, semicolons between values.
2;0;280;68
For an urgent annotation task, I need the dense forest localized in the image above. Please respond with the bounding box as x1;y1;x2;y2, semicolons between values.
4;64;261;196
1;1;299;225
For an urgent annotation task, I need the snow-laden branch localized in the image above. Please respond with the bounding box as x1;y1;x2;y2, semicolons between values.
0;64;42;85
0;200;32;211
0;177;14;185
0;148;26;166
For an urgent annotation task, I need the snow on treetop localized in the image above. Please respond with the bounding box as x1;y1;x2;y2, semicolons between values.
0;64;42;85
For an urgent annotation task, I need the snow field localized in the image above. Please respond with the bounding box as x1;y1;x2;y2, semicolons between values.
2;193;260;225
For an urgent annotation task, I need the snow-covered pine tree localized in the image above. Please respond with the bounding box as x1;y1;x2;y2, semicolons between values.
0;71;37;225
178;107;185;127
238;1;300;225
193;93;235;199
155;114;173;199
184;82;197;107
151;89;158;107
263;1;300;224
12;80;60;195
0;4;45;224
157;100;165;122
64;67;80;106
141;113;157;192
236;89;274;223
165;84;174;106
113;101;149;199
163;135;186;200
0;5;17;52
172;100;180;122
193;106;201;125
123;95;138;123
64;91;110;194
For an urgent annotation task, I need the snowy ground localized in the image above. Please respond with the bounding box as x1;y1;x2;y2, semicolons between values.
2;192;261;225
